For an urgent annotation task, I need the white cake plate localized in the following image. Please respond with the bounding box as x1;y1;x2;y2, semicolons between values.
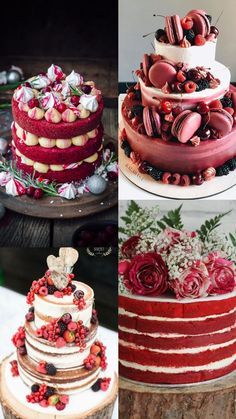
119;94;236;200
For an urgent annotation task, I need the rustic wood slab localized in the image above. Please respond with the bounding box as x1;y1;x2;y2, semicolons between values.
119;374;236;419
0;134;117;219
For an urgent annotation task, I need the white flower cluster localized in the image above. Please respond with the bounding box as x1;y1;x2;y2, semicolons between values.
118;275;130;295
202;232;236;261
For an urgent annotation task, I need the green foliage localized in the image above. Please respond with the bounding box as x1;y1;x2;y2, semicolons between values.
196;211;231;242
158;205;184;231
229;232;236;247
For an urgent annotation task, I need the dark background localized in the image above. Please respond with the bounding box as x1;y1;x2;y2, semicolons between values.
0;248;117;330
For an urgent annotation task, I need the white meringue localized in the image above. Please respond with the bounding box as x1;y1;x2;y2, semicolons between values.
61;82;71;98
66;70;83;87
0;171;11;186
30;75;50;89
14;86;34;103
106;161;118;174
80;94;98;112
40;92;60;110
5;178;25;196
58;183;77;200
47;64;64;82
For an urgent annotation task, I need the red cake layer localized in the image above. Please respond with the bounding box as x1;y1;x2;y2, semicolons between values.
119;360;236;384
13;149;102;183
12;99;104;139
119;310;235;335
119;294;236;318
12;124;103;165
119;324;236;350
122;102;236;174
119;341;236;368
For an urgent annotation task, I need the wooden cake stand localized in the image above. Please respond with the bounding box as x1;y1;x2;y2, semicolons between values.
0;356;118;419
119;373;236;419
0;134;117;219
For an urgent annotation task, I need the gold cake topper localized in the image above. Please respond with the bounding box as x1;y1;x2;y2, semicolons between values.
46;248;79;290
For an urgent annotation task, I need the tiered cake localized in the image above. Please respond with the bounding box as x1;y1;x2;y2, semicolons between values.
12;64;104;183
120;9;236;186
0;248;117;418
118;204;236;385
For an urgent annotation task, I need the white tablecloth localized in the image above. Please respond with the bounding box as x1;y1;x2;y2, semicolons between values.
0;286;118;419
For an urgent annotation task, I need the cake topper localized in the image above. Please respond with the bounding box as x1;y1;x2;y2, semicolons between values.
47;248;79;290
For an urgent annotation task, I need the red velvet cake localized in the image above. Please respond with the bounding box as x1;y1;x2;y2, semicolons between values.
11;64;104;183
119;203;236;385
120;9;236;186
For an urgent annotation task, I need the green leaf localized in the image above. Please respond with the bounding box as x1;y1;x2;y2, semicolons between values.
121;216;131;224
158;204;184;230
118;227;127;235
126;200;140;216
196;211;231;242
229;232;236;247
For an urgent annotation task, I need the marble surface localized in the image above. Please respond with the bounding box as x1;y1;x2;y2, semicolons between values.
0;286;118;419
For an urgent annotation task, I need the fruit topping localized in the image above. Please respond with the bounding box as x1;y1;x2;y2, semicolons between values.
10;360;19;377
194;34;206;46
184;81;197;93
181;16;194;30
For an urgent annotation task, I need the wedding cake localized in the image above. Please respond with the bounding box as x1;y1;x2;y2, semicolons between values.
0;248;117;418
119;203;236;384
120;9;236;186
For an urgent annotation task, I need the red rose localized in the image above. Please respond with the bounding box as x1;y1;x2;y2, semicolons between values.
171;263;210;300
123;252;168;296
205;253;236;295
121;235;141;258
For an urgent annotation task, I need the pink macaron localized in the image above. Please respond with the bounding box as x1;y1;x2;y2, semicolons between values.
165;15;184;45
208;108;233;138
149;59;177;89
187;10;211;37
171;110;202;143
143;106;161;137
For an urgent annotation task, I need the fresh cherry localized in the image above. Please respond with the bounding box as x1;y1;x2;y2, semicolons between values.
160;100;173;114
56;103;67;113
24;82;31;88
81;85;92;94
192;173;204;185
26;186;36;197
181;16;193;30
71;95;80;106
196;103;210;114
33;188;43;199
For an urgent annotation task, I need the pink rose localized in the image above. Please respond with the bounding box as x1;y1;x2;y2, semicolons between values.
204;253;236;295
121;235;141;258
171;262;210;300
123;252;168;296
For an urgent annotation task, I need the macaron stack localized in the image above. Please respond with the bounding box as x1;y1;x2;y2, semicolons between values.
121;9;236;187
11;65;104;183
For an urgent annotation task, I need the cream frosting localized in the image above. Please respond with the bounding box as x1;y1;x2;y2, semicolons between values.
80;94;98;112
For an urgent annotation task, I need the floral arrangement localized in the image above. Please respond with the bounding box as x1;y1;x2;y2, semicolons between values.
119;202;236;300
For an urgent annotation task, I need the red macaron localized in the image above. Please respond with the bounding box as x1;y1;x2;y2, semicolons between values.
187;10;211;37
208;108;234;138
165;15;184;45
143;106;161;137
171;110;202;143
149;59;177;89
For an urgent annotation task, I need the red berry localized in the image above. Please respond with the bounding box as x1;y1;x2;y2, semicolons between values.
56;402;66;411
194;35;206;46
181;16;193;30
33;188;43;199
59;395;69;405
67;321;77;331
25;312;34;322
127;92;136;101
100;381;109;391
54;291;63;298
196;103;210;114
71;95;80;106
39;286;48;296
56;103;67;113
39;399;48;407
192;173;204;185
26;186;35;197
172;106;183;117
209;99;223;109
160;100;173;114
184;81;197;93
176;70;186;83
36;362;47;374
63;330;75;343
28;98;39;109
56;337;66;348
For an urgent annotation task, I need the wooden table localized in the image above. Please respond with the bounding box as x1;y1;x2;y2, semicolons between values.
0;57;118;246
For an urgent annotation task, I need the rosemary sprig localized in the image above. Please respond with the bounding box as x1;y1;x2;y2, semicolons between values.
69;85;83;96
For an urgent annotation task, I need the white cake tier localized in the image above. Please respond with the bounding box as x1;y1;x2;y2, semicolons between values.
34;281;94;328
154;39;217;67
140;61;230;110
25;322;98;368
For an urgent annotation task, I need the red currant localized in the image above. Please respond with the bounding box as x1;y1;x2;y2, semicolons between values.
160;100;173;114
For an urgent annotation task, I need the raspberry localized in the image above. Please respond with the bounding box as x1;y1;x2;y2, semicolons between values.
54;291;63;298
10;360;19;377
39;286;48;296
46;363;57;376
100;377;111;391
209;99;223;109
91;309;98;324
194;34;206;46
28;98;39;109
181;16;193;30
56;337;66;348
39;399;48;407
59;395;69;405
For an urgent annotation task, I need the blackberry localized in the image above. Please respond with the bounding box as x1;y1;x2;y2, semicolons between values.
226;158;236;171
29;306;34;313
216;165;230;176
57;321;68;335
121;140;129;150
45;363;57;376
155;28;166;41
31;384;40;393
148;167;163;181
70;283;76;292
124;145;132;158
184;29;195;43
45;387;55;399
131;105;143;117
220;97;233;108
196;79;210;91
91;379;102;392
206;14;212;24
61;313;72;324
47;285;57;295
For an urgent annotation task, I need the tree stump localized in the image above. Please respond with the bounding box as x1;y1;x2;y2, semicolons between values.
119;373;236;419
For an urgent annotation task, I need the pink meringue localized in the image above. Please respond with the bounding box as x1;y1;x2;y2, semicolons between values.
30;75;50;89
40;92;60;110
47;64;65;82
5;178;26;196
58;183;77;199
14;86;34;103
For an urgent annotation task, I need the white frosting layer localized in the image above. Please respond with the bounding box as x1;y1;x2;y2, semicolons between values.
119;337;236;354
34;281;94;328
18;364;100;394
25;330;97;368
118;307;236;322
119;323;236;338
154;39;217;67
120;353;236;374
